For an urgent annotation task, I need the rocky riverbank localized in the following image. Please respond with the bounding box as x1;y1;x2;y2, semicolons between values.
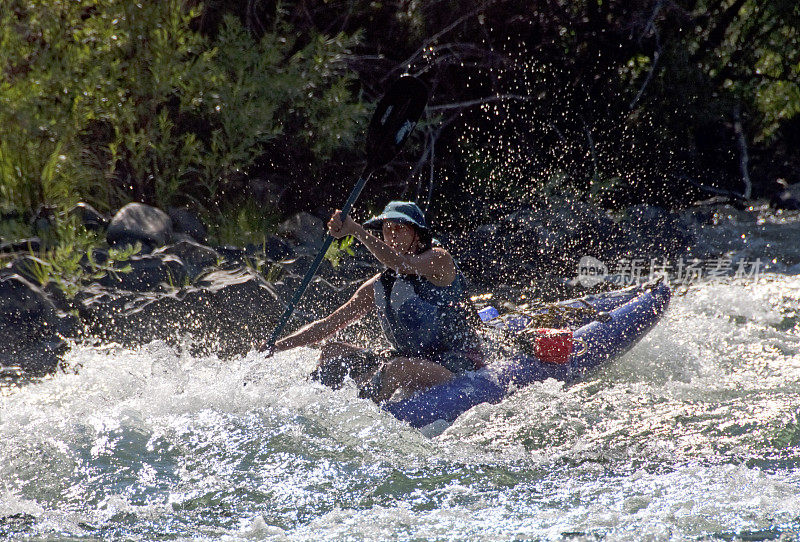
2;196;800;378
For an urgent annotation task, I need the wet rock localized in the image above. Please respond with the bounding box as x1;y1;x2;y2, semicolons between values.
0;339;69;376
80;267;296;358
331;255;380;284
42;281;75;315
0;274;77;374
276;254;315;279
214;245;247;265
107;203;173;252
96;253;187;292
707;204;757;226
278;212;325;251
622;204;666;225
167;207;207;243
0;275;55;344
245;235;294;262
0;237;41;254
463;199;625;285
155;240;220;279
551;199;625;260
619;205;694;258
679;206;715;227
270;251;365;313
69;202;108;231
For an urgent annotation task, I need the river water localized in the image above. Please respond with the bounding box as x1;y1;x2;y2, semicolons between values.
3;229;800;540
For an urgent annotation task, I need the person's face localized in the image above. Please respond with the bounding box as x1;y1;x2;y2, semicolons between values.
382;221;417;252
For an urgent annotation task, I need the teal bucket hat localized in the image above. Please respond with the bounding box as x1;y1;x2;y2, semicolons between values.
363;201;428;232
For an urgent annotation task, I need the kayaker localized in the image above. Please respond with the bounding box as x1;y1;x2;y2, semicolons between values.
262;201;485;402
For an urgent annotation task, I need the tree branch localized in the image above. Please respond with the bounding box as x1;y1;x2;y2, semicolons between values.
639;0;664;44
630;30;662;110
733;103;752;200
383;3;494;81
426;94;534;113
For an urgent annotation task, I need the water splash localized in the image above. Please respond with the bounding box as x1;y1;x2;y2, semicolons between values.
2;276;800;539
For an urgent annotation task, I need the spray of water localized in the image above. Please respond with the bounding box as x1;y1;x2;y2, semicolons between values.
2;274;799;539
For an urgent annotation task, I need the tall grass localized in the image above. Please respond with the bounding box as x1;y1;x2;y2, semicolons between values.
0;1;366;218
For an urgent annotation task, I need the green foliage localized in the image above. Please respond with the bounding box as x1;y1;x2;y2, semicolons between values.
20;216;140;298
753;52;800;143
38;214;103;254
263;262;286;283
651;0;800;144
207;200;280;246
324;235;355;269
0;217;33;242
0;1;365;217
444;0;799;210
2;0;797;227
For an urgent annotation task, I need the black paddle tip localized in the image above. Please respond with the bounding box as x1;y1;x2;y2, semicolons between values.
379;75;429;119
366;75;429;170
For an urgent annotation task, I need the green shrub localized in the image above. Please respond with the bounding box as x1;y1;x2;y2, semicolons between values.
20;215;140;298
207;200;280;247
324;236;355;269
1;1;365;217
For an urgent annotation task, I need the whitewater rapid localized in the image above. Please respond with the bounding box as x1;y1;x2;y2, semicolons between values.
2;275;799;540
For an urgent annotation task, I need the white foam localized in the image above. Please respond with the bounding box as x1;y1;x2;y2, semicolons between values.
1;276;800;539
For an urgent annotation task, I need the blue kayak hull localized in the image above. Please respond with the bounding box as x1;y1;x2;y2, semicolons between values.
385;283;672;428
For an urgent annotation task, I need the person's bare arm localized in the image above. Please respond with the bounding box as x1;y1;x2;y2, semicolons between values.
265;274;378;352
328;211;456;286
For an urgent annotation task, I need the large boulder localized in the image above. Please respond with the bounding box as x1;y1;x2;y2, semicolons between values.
459;198;624;286
0;340;70;376
450;198;641;296
0;274;57;345
79;267;302;358
167;207;207;243
107;203;173;252
278;212;325;251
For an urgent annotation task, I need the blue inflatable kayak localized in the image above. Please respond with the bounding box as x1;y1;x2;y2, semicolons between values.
385;281;671;429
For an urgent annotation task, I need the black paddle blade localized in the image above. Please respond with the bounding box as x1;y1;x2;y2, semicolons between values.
365;75;429;170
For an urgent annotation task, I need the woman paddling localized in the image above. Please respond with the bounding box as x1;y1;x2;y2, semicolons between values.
261;201;484;402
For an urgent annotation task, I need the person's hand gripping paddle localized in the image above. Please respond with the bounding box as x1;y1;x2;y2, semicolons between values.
260;76;429;355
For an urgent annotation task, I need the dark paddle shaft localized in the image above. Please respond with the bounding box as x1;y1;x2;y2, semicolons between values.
265;169;371;348
265;76;428;351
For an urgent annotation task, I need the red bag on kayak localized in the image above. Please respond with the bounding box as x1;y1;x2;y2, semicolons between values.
532;328;573;364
